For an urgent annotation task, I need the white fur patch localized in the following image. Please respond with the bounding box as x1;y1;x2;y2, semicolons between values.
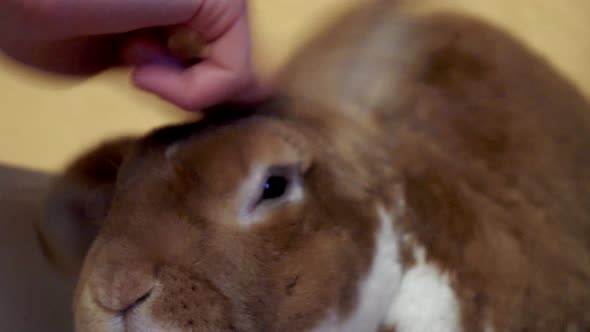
311;206;403;332
385;245;462;332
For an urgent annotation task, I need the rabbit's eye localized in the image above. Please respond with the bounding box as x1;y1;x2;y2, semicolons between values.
245;165;303;218
261;175;289;201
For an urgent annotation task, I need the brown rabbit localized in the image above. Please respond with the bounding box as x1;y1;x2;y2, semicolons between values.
38;1;590;331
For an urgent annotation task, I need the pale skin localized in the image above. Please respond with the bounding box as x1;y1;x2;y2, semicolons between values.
0;0;266;111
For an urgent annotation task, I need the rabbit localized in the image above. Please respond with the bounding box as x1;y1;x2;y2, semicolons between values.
37;0;590;331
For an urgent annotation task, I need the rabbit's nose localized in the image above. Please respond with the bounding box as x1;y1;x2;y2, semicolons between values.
121;288;152;314
88;256;157;313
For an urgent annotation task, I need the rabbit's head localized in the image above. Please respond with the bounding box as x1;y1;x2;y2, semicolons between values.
66;98;401;332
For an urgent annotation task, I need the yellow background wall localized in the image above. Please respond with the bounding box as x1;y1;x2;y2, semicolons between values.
1;0;589;172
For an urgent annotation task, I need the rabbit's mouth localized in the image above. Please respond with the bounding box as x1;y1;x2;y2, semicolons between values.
118;290;160;332
121;310;165;332
74;298;161;332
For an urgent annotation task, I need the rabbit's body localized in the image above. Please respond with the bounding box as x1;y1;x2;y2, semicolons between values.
40;1;590;331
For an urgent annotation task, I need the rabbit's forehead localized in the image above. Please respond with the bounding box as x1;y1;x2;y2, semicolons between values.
122;118;307;186
170;120;309;183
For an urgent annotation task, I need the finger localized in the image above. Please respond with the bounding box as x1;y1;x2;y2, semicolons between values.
20;0;203;40
132;2;253;110
121;33;181;67
0;33;125;75
230;79;275;105
132;61;245;110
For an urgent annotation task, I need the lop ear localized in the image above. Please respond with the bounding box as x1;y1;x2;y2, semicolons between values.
278;0;412;115
37;137;135;277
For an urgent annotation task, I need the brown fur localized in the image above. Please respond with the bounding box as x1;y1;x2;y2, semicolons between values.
382;14;590;331
43;1;590;331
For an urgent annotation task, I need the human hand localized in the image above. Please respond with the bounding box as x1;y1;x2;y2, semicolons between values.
0;0;267;111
